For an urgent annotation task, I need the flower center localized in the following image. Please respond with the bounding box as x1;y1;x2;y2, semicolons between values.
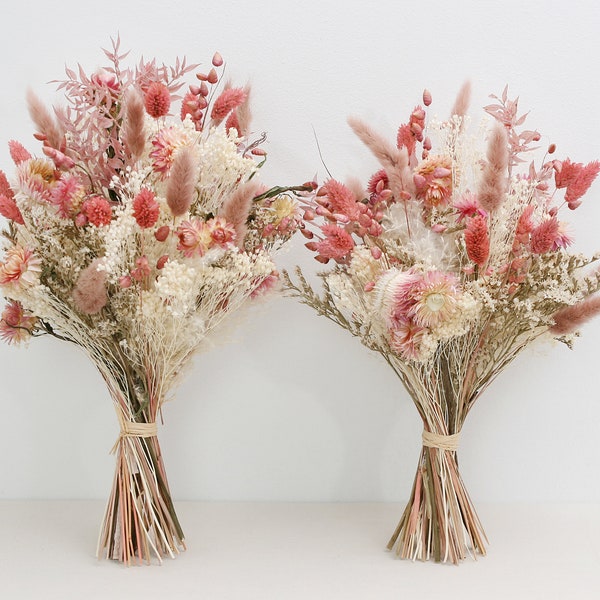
425;292;446;312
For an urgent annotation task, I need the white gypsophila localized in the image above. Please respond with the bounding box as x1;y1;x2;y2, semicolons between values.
154;259;197;317
195;128;257;214
98;203;137;281
110;165;154;198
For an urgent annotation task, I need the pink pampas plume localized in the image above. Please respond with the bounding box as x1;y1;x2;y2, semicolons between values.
166;147;197;217
72;259;108;315
122;88;147;161
347;116;415;200
477;123;509;212
218;180;261;245
211;86;248;125
26;89;64;150
550;295;600;335
450;81;472;120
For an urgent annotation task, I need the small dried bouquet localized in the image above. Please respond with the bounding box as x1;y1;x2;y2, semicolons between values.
0;39;307;564
286;83;600;563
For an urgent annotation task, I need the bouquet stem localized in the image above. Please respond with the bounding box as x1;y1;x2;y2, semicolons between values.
97;419;185;565
387;431;487;564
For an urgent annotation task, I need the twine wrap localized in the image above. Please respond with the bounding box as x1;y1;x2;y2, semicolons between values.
111;409;158;453
422;430;461;452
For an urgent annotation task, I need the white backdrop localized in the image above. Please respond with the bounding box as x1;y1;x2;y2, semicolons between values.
0;0;598;503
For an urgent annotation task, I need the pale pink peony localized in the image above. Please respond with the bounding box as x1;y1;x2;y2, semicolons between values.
0;245;42;289
132;188;160;229
144;81;171;118
207;216;236;248
176;219;212;257
0;300;37;345
315;224;355;261
82;196;112;227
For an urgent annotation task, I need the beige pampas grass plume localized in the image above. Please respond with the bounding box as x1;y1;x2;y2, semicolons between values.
72;259;107;315
26;89;64;150
450;81;472;120
166;147;197;217
478;123;509;212
550;295;600;335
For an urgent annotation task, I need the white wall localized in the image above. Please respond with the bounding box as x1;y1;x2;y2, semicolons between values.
0;0;599;502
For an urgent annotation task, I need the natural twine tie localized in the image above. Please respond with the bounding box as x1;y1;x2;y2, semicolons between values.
111;409;157;453
422;430;461;452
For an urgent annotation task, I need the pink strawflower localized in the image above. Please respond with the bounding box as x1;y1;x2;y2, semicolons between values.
0;301;37;345
211;87;247;124
453;192;484;222
553;221;573;250
530;217;560;254
414;155;453;208
82;196;112;227
315;224;355;261
72;259;107;314
0;245;42;289
555;158;600;209
50;174;85;219
409;270;461;328
550;295;600;335
8;140;31;165
389;316;425;360
17;158;57;202
144;81;171;118
0;194;24;225
464;215;490;267
150;127;191;177
176;219;211;257
207;216;236;248
132;188;160;229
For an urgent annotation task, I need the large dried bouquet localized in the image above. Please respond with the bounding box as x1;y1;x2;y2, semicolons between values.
0;39;306;564
286;84;600;563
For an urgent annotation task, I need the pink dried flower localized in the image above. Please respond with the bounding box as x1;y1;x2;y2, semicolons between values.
315;224;355;261
530;217;560;254
414;155;453;208
218;180;261;245
176;219;211;257
207;216;236;248
367;169;390;197
0;194;24;225
17;158;57;202
0;245;42;289
450;81;471;119
166;147;196;217
180;91;205;130
389;317;425;360
50;174;85;219
122;88;147;160
554;158;600;209
26;89;64;150
453;192;484;222
409;271;461;328
132;188;160;229
8;140;31;165
0;301;37;345
154;225;171;242
513;204;535;247
321;179;361;222
211;87;247;125
150;127;191;177
144;81;171;118
464;215;490;267
82;196;112;227
251;271;280;298
550;295;600;335
212;52;224;67
72;259;107;314
131;255;151;282
0;170;13;199
478;124;509;212
397;123;416;156
156;255;169;270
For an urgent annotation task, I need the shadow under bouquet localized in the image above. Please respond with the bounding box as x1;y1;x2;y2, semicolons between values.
0;39;308;564
286;83;600;563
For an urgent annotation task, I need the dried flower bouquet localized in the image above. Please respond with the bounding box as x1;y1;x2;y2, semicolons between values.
0;39;307;564
286;83;600;563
